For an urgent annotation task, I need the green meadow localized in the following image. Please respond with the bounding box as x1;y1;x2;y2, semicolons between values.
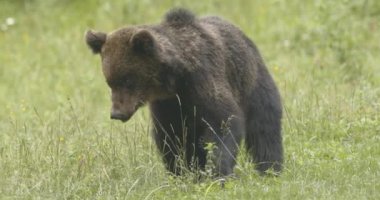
0;0;379;199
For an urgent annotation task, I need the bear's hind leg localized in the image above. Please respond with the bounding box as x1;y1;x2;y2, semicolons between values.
245;85;283;174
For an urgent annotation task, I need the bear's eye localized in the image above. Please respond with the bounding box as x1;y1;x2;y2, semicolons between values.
124;78;135;89
107;76;135;90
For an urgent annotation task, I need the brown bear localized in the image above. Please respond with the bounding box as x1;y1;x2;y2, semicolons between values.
85;8;283;176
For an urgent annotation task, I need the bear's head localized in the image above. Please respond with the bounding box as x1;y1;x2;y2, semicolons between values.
85;28;179;122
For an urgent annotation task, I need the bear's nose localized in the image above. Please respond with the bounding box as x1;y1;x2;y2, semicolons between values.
110;111;131;122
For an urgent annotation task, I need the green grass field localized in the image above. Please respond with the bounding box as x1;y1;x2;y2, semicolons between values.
0;0;379;199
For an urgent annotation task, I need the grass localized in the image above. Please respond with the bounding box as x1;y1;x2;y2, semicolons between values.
0;0;379;199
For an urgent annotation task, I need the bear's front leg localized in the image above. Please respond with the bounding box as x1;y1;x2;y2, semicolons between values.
150;98;187;175
198;98;245;177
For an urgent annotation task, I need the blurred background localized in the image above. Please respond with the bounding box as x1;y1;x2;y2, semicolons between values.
0;0;379;199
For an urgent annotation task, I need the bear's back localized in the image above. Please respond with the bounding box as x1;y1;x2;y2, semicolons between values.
154;9;265;105
198;16;262;101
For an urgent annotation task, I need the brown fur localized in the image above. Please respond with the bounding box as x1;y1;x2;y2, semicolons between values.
85;8;283;176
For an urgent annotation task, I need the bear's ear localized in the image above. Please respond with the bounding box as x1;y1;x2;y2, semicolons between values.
131;29;157;55
85;30;107;54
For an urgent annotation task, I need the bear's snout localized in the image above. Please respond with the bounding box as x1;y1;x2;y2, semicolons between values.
110;110;132;122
